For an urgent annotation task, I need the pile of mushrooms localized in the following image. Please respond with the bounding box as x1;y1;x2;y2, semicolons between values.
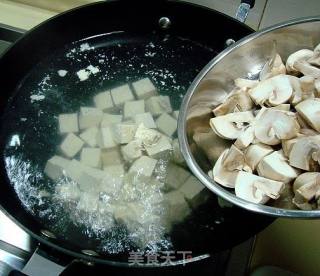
207;43;320;210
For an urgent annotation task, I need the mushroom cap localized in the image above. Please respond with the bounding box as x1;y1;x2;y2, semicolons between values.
245;143;273;171
248;74;293;106
293;60;320;78
286;49;314;73
235;171;284;204
293;172;320;192
254;109;300;145
295;99;320;132
210;111;254;140
257;150;300;183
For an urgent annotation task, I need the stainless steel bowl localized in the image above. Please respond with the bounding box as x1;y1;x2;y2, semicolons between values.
178;16;320;218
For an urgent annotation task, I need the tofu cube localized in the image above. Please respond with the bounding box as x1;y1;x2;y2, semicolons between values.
156;113;177;137
173;110;179;120
44;155;70;180
103;164;125;178
121;140;143;162
110;84;134;107
80;147;101;168
145;96;172;116
56;183;80;201
79;126;99;147
58;113;79;134
101;113;123;127
134;112;156;129
60;133;84;158
165;163;190;190
129;156;157;176
134;123;161;146
77;192;99;212
101;147;123;167
64;159;85;182
99;169;123;194
123;100;145;120
164;191;191;224
132;78;157;99
144;135;172;158
97;127;118;149
111;123;137;144
79;107;103;130
93;91;114;111
179;175;209;208
77;167;107;194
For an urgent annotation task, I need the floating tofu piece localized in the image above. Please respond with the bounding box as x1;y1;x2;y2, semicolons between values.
165;163;190;190
77;166;107;194
156;113;177;137
93;91;114;111
78;107;103;130
129;156;157;176
64;159;85;182
103;164;125;178
44;155;70;180
145;96;172;116
123;100;145;120
77;192;99;212
164;191;191;224
101;147;123;167
99;170;123;194
121;140;143;162
112;123;137;144
56;183;80;201
100;113;122;127
60;133;84;158
58;113;79;134
144;135;172;158
132;78;157;99
79;126;99;147
110;84;134;107
97;127;118;149
179;175;208;209
173;110;179;120
80;147;101;168
134;112;156;129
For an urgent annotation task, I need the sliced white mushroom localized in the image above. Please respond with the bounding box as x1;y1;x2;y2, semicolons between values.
299;128;318;136
245;143;273;171
209;111;254;140
293;172;320;193
288;75;304;105
235;171;284;204
248;74;293;106
262;54;287;80
234;126;255;149
282;137;299;158
293;60;320;78
286;49;314;73
289;136;320;171
270;104;291;111
308;50;320;67
254;109;300;145
300;76;316;99
222;145;251;172
296;113;311;129
295;99;320;132
257;150;300;183
314;79;320;97
296;173;320;201
234;78;259;90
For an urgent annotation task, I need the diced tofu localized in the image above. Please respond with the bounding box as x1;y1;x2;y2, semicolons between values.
165;163;190;190
79;126;99;147
173;110;179;120
60;133;84;158
156;113;177;137
121;140;143;162
56;183;80;201
134;123;161;146
97;127;118;149
112;123;137;144
64;159;85;182
99;170;123;194
80;147;101;168
101;113;122;127
129;156;157;176
101;147;123;167
77;192;99;212
44;155;70;180
163;191;191;224
58;113;79;134
77;166;107;194
179;175;208;208
123;100;145;120
132;78;157;99
110;84;134;107
144;135;172;158
78;107;103;130
134;112;156;129
93;91;114;111
103;164;125;178
145;96;172;116
172;138;185;165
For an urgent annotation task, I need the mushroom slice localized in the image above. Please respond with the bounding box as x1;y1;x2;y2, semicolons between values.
234;78;259;90
271;104;291;111
282;137;299;158
296;174;320;201
292;196;314;210
293;60;320;78
286;49;314;73
245;143;273;171
295;99;320;132
257;150;300;183
234;126;255;149
254;109;300;145
212;89;254;116
248;75;293;106
235;171;284;204
300;76;316;100
212;149;239;188
293;172;320;193
262;54;287;80
299;128;318;136
221;145;251;172
289;136;320;171
314;79;320;97
288;75;304;105
209;111;254;140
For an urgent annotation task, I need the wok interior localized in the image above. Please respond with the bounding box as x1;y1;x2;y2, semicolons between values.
185;20;320;212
